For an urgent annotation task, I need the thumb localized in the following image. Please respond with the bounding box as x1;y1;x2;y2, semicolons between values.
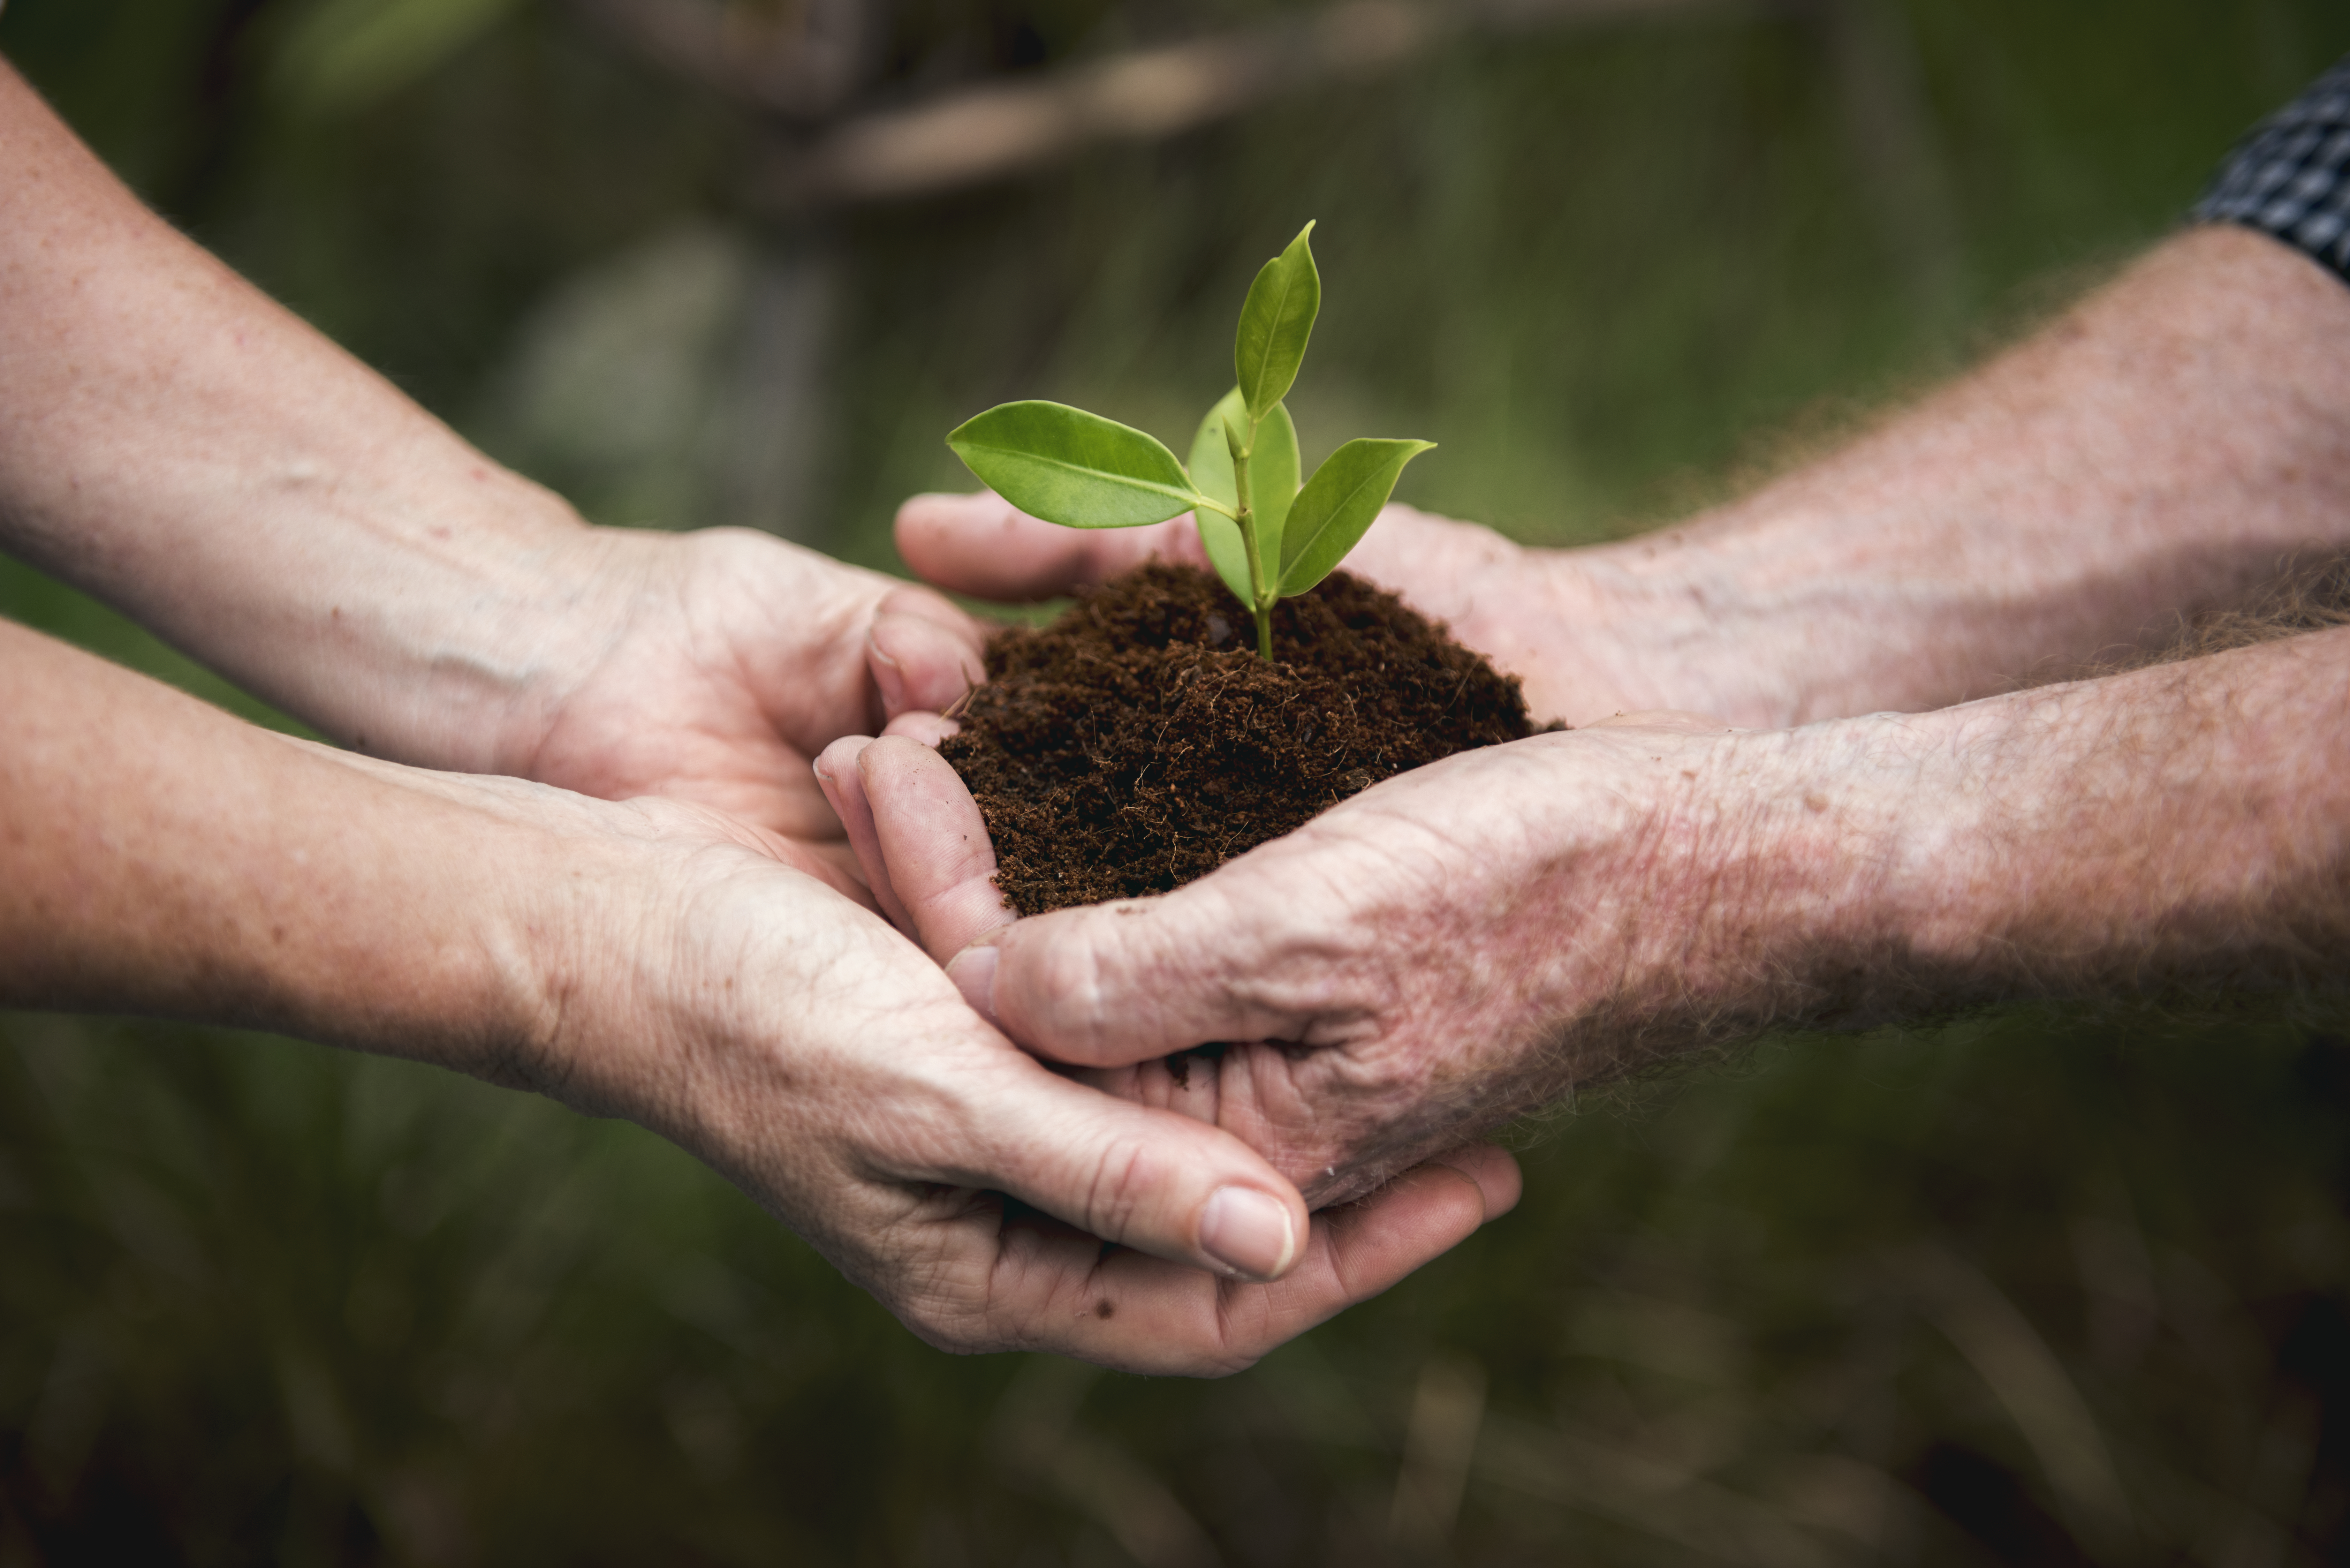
866;585;986;721
960;881;1315;1068
895;491;1207;602
966;1062;1311;1281
856;735;1017;964
811;736;914;933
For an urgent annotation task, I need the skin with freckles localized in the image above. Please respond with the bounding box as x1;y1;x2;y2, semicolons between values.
0;60;990;851
0;619;1521;1373
835;627;2350;1199
0;57;1529;1371
863;224;2350;1190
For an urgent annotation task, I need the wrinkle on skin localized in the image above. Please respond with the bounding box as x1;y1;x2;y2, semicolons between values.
841;724;1741;1201
0;61;1524;1377
522;528;987;843
819;736;1538;1305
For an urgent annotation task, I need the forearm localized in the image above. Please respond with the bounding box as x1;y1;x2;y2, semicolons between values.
0;59;614;770
1563;226;2350;726
1870;626;2350;997
0;614;584;1073
1651;626;2350;1037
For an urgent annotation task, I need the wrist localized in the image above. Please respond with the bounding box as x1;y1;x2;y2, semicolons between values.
1621;722;1904;1021
241;756;615;1082
308;486;620;774
1527;714;1959;1042
1527;532;1822;728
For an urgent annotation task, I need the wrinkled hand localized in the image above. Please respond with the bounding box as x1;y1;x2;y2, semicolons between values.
503;526;993;845
816;714;1765;1206
893;491;1713;727
510;782;1520;1374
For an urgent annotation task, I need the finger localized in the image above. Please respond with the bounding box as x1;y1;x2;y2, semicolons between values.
868;588;986;720
882;710;960;746
967;880;1308;1067
856;736;1015;964
940;1136;1509;1375
1425;1142;1523;1221
963;1065;1312;1283
811;736;915;933
895;491;1207;601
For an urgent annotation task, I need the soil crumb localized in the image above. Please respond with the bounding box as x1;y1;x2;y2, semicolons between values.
940;562;1536;916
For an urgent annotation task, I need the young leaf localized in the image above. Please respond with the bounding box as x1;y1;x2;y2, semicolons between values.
1278;438;1436;595
1189;389;1300;604
1251;402;1301;565
947;401;1204;528
1187;388;1250;602
1234;222;1321;420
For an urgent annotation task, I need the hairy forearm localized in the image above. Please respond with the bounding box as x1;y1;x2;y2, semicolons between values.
1564;226;2350;727
0;615;586;1070
1645;625;2350;1043
0;60;615;770
1876;627;2350;996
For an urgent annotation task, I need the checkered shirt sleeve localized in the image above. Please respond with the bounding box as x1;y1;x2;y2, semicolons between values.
2194;55;2350;282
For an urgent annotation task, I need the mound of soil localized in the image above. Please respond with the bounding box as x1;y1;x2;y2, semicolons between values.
940;562;1537;916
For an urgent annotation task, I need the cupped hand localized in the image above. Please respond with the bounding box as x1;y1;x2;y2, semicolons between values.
504;525;991;844
892;490;1709;727
515;783;1518;1374
816;715;1795;1206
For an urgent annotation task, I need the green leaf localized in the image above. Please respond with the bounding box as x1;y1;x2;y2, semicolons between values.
1278;438;1436;595
1233;222;1322;420
947;401;1204;528
1188;389;1300;604
1251;402;1301;569
1188;389;1250;602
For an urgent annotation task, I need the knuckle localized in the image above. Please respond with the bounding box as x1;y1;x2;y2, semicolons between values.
1022;923;1120;1055
1077;1135;1156;1246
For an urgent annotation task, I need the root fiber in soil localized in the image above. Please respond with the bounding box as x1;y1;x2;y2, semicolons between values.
939;562;1537;916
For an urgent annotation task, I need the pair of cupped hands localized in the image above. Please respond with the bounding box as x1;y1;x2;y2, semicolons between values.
540;490;1728;1376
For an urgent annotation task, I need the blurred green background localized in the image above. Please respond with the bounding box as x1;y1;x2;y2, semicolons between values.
6;1;2350;1562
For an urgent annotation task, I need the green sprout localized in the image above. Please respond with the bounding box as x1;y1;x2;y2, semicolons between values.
945;223;1434;661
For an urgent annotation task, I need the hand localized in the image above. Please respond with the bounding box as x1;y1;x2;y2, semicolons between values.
815;720;1758;1204
500;526;991;848
900;230;2350;733
827;610;2350;1202
0;62;989;845
892;490;1742;727
1;608;1518;1376
509;785;1521;1372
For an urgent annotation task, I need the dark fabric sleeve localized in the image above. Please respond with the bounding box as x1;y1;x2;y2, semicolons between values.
2193;55;2350;283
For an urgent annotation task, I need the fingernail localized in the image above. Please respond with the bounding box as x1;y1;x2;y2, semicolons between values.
1199;1187;1298;1281
867;627;909;714
947;943;999;1024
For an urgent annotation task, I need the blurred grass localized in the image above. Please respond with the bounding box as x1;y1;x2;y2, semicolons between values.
6;1;2350;1563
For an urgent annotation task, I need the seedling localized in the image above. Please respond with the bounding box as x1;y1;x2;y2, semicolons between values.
945;223;1433;660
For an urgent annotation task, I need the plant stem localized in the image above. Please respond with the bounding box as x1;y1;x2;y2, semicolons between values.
1229;417;1275;660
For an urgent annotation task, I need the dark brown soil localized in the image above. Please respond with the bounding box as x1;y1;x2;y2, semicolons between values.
940;562;1538;916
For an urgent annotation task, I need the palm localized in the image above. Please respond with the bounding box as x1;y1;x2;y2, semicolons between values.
549;794;1512;1372
519;528;981;845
